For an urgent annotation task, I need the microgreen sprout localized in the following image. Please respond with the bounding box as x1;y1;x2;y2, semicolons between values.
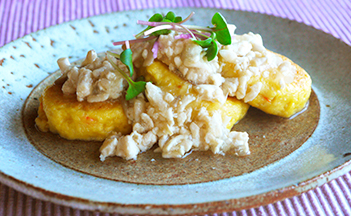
107;49;147;101
113;11;232;62
135;12;184;38
108;11;233;99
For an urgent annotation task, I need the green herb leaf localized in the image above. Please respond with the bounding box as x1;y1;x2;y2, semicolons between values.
120;49;134;77
135;13;164;38
126;11;232;64
211;12;231;45
145;13;173;36
138;12;184;37
210;31;216;39
126;81;147;100
206;41;218;61
174;16;182;23
107;52;147;100
192;32;217;61
193;32;216;48
151;19;172;36
165;11;176;22
149;13;164;22
194;37;213;48
107;54;130;81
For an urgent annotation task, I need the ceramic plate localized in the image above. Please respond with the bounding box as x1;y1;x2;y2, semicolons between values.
0;8;351;215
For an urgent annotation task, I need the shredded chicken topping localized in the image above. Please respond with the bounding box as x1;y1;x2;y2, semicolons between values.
99;83;249;160
57;50;129;103
56;25;297;160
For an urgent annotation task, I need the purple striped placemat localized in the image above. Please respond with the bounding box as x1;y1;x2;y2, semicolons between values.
1;0;351;215
1;0;351;47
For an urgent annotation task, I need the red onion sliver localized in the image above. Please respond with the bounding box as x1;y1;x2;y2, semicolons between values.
174;34;192;39
152;41;159;59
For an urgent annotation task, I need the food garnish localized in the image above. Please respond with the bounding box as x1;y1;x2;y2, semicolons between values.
113;11;232;62
35;11;312;161
109;11;234;100
107;41;147;100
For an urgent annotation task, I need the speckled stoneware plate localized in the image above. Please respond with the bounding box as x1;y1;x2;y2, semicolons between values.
1;8;351;215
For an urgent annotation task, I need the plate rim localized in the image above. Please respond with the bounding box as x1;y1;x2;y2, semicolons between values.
1;7;351;215
1;159;351;214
